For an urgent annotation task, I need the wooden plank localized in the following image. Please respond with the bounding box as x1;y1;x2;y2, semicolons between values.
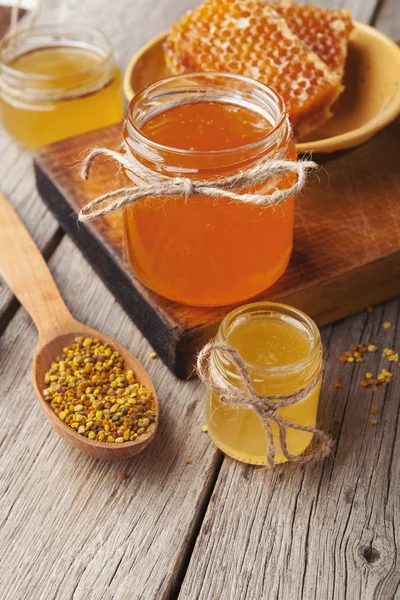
0;3;67;327
34;114;400;378
179;5;400;597
0;138;61;331
0;5;26;40
374;0;400;37
0;0;198;325
288;0;379;23
44;0;199;71
0;234;220;600
2;2;398;600
0;4;220;597
179;297;400;599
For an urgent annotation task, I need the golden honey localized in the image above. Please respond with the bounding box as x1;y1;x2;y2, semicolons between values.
272;0;353;76
165;0;343;138
205;302;323;465
0;25;124;147
122;73;297;307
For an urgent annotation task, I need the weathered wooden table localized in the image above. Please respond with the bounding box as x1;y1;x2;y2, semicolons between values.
0;1;399;598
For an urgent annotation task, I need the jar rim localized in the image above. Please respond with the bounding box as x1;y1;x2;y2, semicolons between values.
217;301;321;375
125;72;289;158
0;24;114;83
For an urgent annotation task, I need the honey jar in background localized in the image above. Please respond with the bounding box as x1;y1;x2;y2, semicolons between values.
122;73;297;307
0;24;124;148
205;302;323;465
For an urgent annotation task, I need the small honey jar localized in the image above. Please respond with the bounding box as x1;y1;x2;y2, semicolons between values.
203;302;323;465
0;24;124;147
121;73;297;307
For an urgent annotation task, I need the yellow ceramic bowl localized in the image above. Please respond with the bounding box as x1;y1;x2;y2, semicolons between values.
123;23;400;154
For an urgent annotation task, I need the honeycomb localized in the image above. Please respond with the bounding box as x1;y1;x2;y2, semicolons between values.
271;0;353;76
165;0;343;139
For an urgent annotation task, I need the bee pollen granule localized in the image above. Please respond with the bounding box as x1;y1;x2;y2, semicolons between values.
43;337;156;443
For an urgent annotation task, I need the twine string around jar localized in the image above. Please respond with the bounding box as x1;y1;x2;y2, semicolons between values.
78;145;317;222
197;342;332;468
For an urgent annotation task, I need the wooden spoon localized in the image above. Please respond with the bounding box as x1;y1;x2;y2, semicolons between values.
0;192;158;460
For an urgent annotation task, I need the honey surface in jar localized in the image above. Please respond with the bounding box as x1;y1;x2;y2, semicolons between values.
206;313;321;465
0;45;124;147
124;100;296;307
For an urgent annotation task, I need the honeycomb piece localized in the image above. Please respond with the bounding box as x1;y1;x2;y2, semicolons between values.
271;0;353;76
165;0;343;139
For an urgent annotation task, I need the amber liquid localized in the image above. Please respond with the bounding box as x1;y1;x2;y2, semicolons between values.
0;45;124;147
206;315;321;465
124;101;296;306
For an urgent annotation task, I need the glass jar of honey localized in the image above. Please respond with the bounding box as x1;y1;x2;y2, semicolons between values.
205;302;323;465
0;24;124;148
122;73;297;307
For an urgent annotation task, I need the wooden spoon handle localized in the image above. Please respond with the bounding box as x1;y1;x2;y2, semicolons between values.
0;192;75;338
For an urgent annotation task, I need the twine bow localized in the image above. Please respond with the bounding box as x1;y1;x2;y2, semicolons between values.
78;146;317;222
197;342;332;468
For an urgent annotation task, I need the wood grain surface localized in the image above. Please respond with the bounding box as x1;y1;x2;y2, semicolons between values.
34;115;400;378
0;5;25;40
180;297;400;600
0;0;399;599
0;235;218;599
376;0;400;37
0;0;62;330
180;3;400;599
0;191;160;460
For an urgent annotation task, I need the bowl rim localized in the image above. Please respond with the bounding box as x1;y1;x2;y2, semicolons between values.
123;22;400;154
298;22;400;153
123;30;167;102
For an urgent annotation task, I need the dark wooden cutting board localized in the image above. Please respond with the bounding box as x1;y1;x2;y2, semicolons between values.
34;117;400;378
